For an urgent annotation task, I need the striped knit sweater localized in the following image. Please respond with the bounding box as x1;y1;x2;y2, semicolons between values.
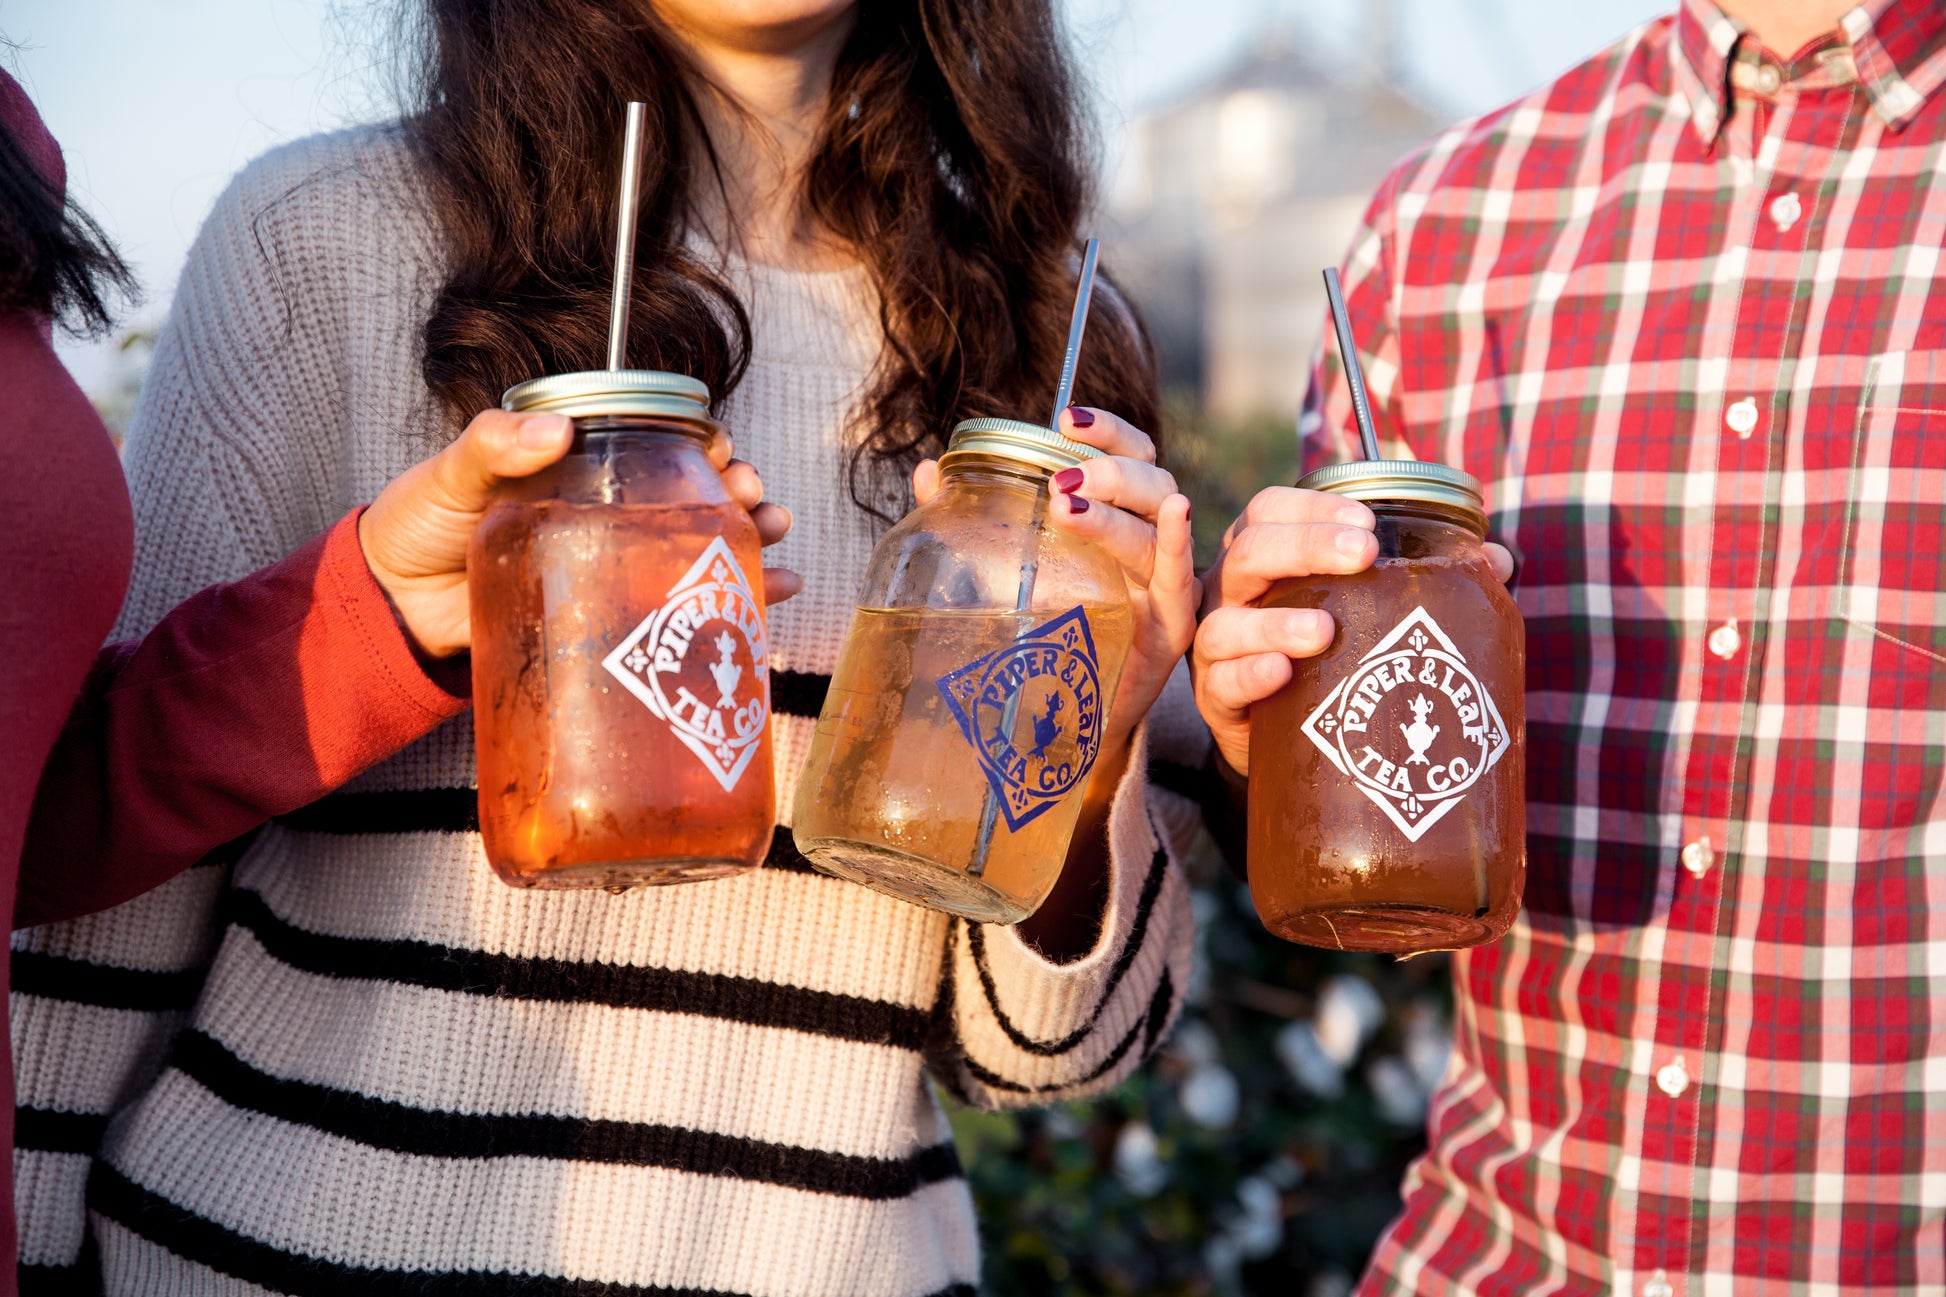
9;126;1207;1297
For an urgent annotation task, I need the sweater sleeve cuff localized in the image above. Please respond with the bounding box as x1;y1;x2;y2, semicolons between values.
946;720;1194;1100
316;508;470;721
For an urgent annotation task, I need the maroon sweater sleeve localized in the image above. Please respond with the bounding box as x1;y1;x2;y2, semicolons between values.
14;510;469;928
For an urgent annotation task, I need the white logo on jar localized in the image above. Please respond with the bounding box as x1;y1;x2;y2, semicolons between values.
1300;605;1510;842
601;535;768;792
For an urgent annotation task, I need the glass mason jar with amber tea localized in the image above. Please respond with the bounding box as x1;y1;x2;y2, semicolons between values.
793;418;1133;923
469;370;773;889
1248;460;1524;954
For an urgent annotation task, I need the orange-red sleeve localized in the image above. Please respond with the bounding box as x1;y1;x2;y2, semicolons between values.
14;509;467;927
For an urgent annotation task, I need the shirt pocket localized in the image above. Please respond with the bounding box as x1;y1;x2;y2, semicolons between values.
1838;350;1946;667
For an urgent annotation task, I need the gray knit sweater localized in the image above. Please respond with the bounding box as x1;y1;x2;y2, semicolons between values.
10;125;1209;1297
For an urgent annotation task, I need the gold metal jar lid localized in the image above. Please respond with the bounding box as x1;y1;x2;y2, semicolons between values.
939;417;1104;476
1298;458;1486;528
501;369;716;427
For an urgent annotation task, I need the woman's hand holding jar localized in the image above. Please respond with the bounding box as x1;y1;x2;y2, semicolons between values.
356;407;799;661
907;404;1198;959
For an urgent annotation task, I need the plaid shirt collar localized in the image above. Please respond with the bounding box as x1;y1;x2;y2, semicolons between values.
1672;0;1946;144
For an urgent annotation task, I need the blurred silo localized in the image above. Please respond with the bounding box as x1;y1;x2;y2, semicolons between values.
1106;23;1445;420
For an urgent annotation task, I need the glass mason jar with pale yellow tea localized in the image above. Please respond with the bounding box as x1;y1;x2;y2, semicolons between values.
793;417;1133;923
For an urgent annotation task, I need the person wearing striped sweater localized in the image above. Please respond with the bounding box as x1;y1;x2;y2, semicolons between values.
9;2;1387;1293
11;2;1183;1293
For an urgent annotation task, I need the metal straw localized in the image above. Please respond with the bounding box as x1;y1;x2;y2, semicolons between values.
1323;266;1383;462
1049;238;1102;427
606;102;649;372
968;239;1103;878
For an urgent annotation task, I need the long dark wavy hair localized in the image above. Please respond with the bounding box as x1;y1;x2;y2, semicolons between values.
0;114;135;334
404;0;1159;519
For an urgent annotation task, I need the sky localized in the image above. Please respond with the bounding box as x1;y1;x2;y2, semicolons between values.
4;0;1665;393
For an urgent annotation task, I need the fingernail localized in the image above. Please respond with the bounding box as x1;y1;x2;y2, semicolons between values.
1052;467;1084;493
1339;502;1375;528
1067;495;1091;515
1335;527;1369;556
518;413;567;450
1066;406;1095;429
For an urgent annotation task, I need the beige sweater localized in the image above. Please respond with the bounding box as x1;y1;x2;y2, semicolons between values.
9;125;1209;1297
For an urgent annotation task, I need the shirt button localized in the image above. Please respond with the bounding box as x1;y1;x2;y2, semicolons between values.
1755;63;1782;94
1656;1057;1691;1098
1707;620;1740;659
1681;838;1714;876
1643;1268;1677;1297
1769;191;1802;231
1725;397;1759;436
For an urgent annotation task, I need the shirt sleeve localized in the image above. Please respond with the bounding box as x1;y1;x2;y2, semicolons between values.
14;509;466;930
10;137;374;1283
926;662;1201;1108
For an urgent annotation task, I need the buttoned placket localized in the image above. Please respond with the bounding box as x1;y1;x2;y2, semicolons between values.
1627;50;1851;1295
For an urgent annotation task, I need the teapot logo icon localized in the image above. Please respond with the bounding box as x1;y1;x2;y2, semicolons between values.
1401;694;1440;764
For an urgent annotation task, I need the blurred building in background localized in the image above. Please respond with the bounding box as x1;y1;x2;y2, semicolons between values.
1106;16;1445;420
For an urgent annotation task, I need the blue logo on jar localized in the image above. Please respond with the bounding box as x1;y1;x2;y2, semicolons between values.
936;605;1104;832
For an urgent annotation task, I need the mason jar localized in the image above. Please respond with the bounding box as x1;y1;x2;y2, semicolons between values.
792;418;1132;923
469;370;773;889
1247;459;1525;953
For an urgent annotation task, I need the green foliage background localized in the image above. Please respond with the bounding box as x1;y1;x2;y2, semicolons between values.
944;397;1457;1296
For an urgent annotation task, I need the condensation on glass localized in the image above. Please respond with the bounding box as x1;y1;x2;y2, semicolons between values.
469;370;773;890
1248;459;1525;954
793;418;1132;923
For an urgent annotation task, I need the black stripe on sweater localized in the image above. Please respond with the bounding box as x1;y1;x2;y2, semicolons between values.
168;1028;961;1199
769;668;829;718
957;969;1174;1097
10;948;208;1013
13;1105;107;1155
222;889;923;1050
270;790;823;878
91;1162;974;1297
963;828;1172;1057
17;1236;100;1297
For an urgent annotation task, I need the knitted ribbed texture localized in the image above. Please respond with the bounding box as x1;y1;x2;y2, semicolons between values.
10;126;1201;1297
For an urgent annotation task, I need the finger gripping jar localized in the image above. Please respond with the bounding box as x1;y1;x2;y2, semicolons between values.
469;370;773;889
1248;460;1525;953
792;418;1133;923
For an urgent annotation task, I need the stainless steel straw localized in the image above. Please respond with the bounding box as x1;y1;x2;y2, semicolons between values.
606;102;649;371
1323;266;1383;462
968;238;1102;878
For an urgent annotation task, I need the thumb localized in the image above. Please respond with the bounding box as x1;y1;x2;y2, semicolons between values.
432;410;573;506
911;458;941;505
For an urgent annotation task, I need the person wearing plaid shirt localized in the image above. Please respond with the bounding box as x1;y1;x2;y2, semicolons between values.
1189;0;1946;1291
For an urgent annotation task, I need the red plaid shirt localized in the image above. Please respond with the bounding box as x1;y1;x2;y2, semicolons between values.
1304;2;1946;1292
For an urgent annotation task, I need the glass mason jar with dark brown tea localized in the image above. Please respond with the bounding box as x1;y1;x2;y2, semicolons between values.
469;370;774;890
1248;459;1524;954
792;418;1133;924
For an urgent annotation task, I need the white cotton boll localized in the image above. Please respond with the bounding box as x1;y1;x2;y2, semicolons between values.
1262;1154;1305;1189
1403;999;1454;1094
1180;1064;1241;1130
1170;1017;1223;1070
1314;974;1386;1066
1232;1175;1286;1259
1274;1019;1345;1100
1042;1107;1082;1142
1368;1054;1429;1128
1187;891;1220;1008
1112;1120;1169;1198
1307;1269;1354;1297
1202;1234;1242;1286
